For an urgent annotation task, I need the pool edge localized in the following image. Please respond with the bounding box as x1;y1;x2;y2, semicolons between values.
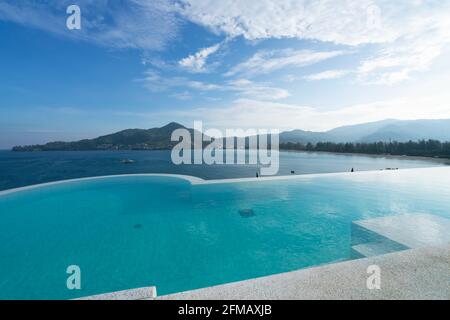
1;166;448;196
156;243;450;300
0;173;204;196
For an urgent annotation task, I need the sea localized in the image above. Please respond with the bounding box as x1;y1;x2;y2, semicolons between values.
0;149;446;191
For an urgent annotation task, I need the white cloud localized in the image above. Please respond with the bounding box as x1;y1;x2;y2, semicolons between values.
138;70;220;92
225;49;346;77
282;74;299;83
186;80;221;91
3;0;450;88
0;0;179;50
179;0;450;84
171;91;193;100
179;43;221;72
139;71;289;100
127;76;450;131
178;0;395;45
357;13;450;85
304;70;351;81
358;2;450;84
161;93;450;132
225;79;290;100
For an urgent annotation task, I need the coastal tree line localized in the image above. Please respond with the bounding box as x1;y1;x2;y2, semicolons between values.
280;140;450;159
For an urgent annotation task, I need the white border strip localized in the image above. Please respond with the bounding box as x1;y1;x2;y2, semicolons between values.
194;166;449;185
0;166;448;197
0;174;204;197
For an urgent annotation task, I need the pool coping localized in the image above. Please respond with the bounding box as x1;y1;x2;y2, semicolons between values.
77;243;450;300
0;173;204;196
1;166;448;196
76;286;157;300
156;243;450;300
191;166;442;185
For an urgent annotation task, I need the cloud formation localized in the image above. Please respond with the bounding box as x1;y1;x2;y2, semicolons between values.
304;70;351;81
178;0;392;45
0;0;179;50
179;0;450;84
225;49;346;77
140;70;289;100
178;43;221;72
3;0;449;85
357;8;450;84
156;92;450;132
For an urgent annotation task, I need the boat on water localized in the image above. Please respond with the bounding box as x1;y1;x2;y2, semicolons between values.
120;159;135;164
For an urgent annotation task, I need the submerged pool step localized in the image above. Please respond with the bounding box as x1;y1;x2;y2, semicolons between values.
352;242;403;258
351;213;450;258
353;213;450;248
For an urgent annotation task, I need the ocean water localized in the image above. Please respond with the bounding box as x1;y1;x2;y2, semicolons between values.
0;150;445;191
0;168;450;299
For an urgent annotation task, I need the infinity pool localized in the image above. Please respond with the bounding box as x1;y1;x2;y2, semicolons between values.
1;167;450;299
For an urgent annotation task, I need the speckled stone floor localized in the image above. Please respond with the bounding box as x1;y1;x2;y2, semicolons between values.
157;244;450;300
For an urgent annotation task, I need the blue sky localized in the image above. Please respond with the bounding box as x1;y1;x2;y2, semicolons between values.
1;0;450;148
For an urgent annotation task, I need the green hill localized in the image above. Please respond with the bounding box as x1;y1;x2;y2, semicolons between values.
12;122;194;151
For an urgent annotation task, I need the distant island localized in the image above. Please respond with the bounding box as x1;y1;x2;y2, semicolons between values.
12;122;189;152
11;119;450;159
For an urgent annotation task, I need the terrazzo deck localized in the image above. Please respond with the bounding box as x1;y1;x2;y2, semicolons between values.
157;244;450;300
77;286;157;300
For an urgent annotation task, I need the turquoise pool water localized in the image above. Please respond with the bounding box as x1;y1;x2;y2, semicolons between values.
1;167;450;299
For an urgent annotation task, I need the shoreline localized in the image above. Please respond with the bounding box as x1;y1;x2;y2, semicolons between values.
280;149;450;165
2;148;450;165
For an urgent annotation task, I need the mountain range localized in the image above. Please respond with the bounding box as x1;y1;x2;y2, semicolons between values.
12;119;450;151
280;119;450;144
